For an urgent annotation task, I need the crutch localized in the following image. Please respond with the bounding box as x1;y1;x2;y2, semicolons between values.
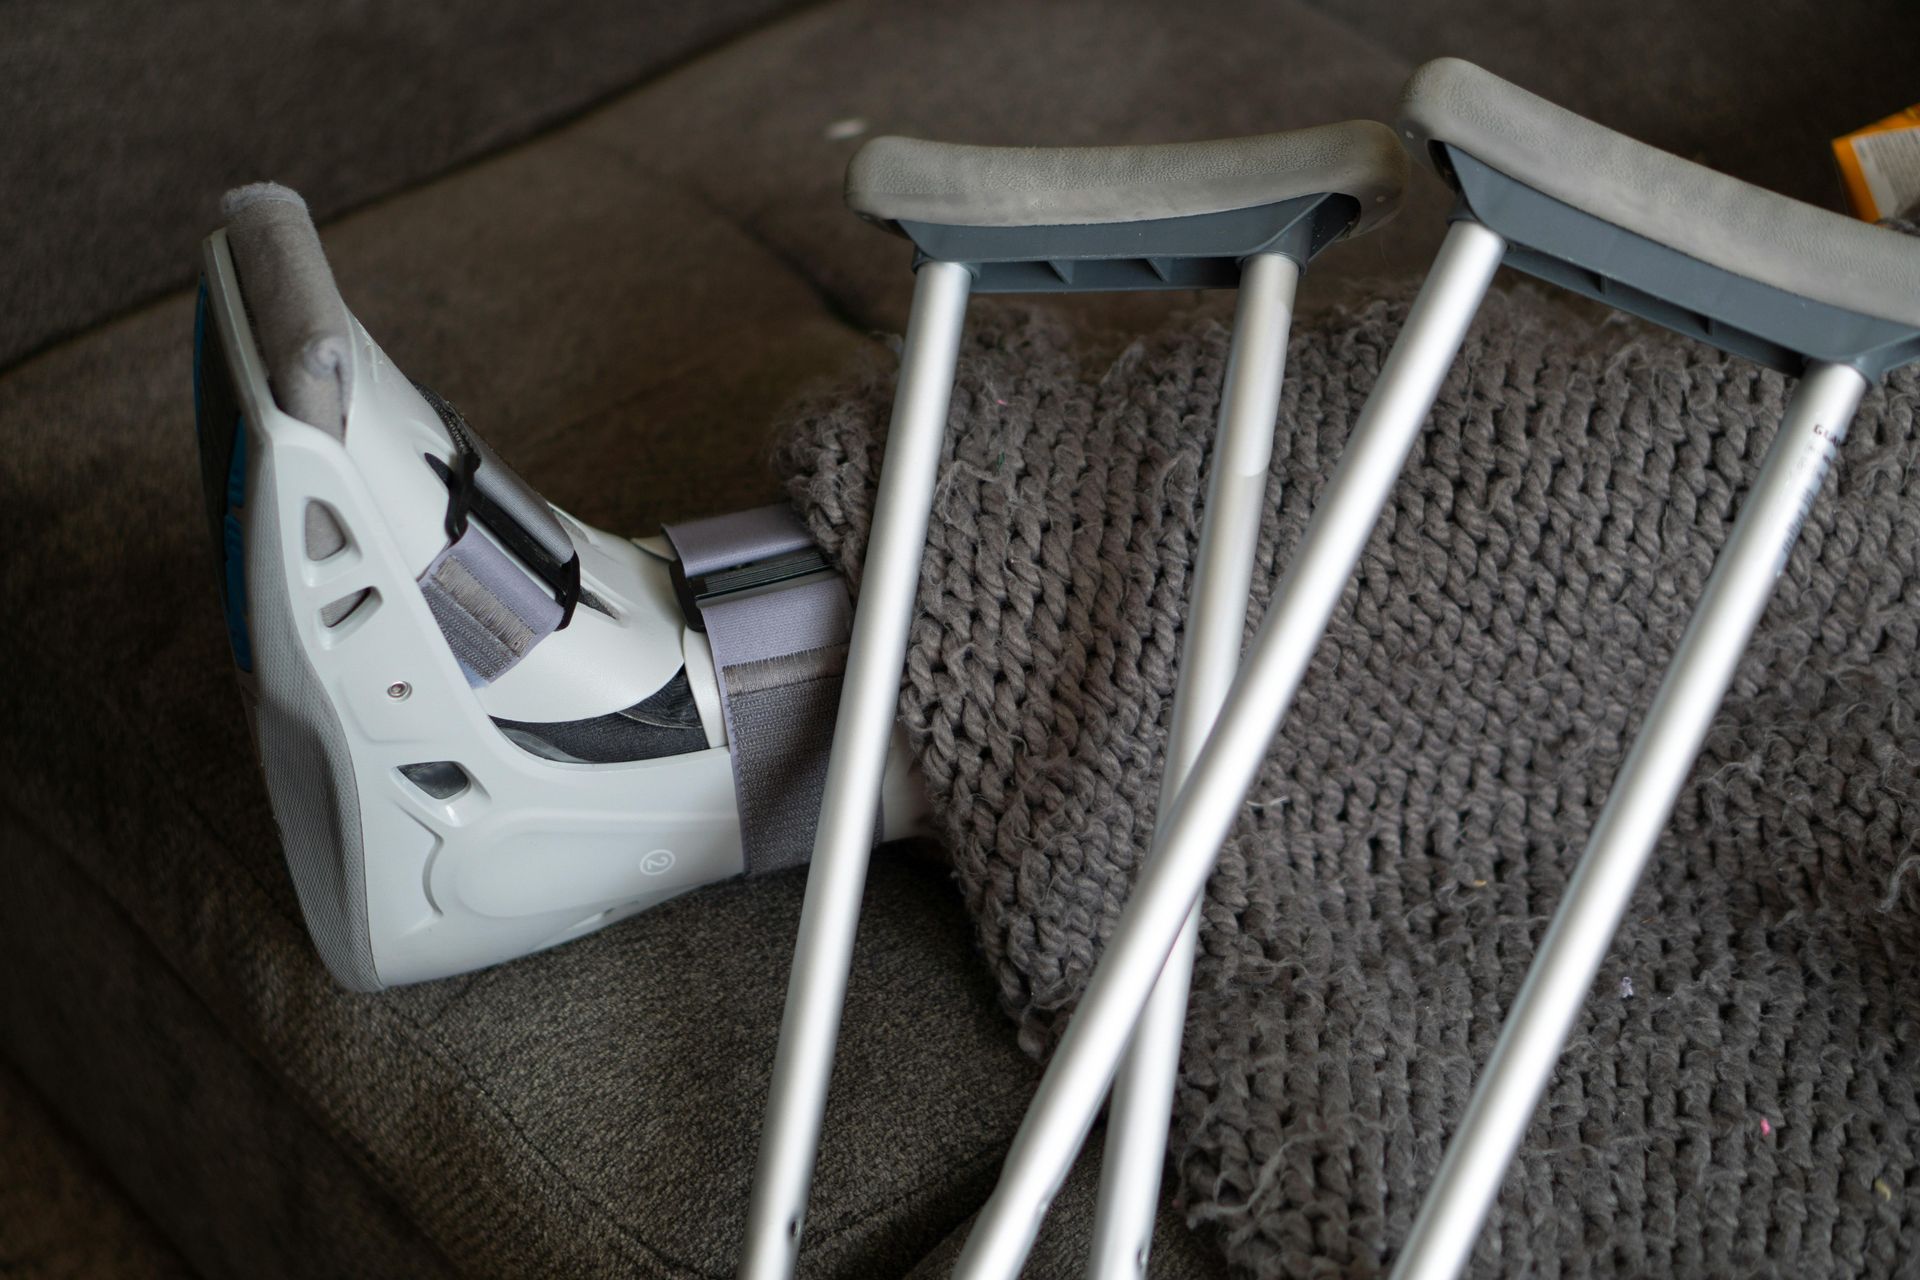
954;207;1508;1280
1378;59;1920;1280
957;58;1920;1280
1086;145;1409;1278
738;123;1408;1279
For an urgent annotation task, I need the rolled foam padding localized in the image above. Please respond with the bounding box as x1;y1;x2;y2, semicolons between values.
220;183;353;436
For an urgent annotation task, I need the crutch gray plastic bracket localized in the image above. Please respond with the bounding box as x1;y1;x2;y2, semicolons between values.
1435;147;1920;378
897;191;1359;293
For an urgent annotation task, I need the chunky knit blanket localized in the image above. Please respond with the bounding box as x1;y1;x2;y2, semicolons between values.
774;289;1920;1277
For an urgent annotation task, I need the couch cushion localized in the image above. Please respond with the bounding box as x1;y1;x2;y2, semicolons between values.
0;0;811;372
0;1054;195;1280
904;1141;1225;1280
1;814;461;1280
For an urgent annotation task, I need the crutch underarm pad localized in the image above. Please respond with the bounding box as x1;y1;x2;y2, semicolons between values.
1399;58;1920;331
847;121;1406;235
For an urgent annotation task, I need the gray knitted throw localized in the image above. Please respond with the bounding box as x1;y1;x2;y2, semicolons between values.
773;290;1920;1277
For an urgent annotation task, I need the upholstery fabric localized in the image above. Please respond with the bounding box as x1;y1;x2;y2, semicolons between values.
0;0;805;369
9;0;1920;1274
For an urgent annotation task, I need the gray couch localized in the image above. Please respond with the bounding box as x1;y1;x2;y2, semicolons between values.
5;2;1916;1275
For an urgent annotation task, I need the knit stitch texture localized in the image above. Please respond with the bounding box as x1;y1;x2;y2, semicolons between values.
774;290;1920;1277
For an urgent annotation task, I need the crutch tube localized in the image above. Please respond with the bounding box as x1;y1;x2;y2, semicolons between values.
739;260;973;1280
1089;251;1301;1278
756;120;1408;1277
1388;359;1870;1280
954;219;1508;1280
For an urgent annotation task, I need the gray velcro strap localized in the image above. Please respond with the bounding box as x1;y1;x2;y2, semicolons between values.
665;504;815;576
419;526;561;686
702;580;851;875
665;507;854;876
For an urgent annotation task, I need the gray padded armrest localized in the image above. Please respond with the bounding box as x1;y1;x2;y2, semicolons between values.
846;121;1406;235
220;183;353;437
1399;58;1920;329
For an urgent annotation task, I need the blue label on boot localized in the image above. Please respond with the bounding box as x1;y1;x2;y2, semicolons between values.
222;419;254;674
193;282;253;674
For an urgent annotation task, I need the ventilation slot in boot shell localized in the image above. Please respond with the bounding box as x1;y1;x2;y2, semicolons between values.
399;761;471;801
303;500;352;561
320;587;374;628
314;586;381;641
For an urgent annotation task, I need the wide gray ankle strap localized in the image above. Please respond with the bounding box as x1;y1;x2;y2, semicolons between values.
1399;57;1920;332
847;121;1405;234
664;505;854;877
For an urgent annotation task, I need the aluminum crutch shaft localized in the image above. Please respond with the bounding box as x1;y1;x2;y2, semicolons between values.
1089;251;1300;1278
1388;359;1869;1280
954;219;1508;1280
740;260;973;1280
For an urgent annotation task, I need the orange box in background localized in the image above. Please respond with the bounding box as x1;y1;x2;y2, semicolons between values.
1833;104;1920;222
